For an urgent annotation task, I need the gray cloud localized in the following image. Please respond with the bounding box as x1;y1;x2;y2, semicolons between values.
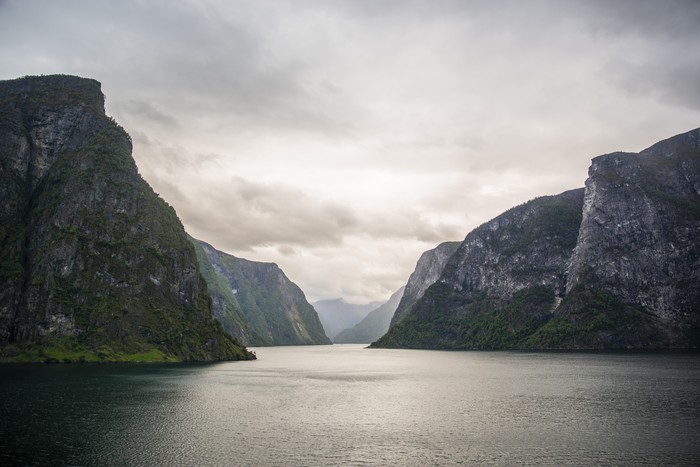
117;101;180;129
578;0;700;111
177;175;462;253
604;57;700;113
582;0;700;40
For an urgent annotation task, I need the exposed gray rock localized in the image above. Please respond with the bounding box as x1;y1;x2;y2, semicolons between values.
564;128;700;340
390;241;460;326
374;189;584;349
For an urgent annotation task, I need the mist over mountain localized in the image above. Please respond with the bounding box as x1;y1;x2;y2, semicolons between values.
313;299;381;341
334;287;404;344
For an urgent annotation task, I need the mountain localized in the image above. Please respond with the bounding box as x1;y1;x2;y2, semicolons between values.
0;75;253;362
374;128;700;350
334;286;405;344
313;299;381;341
194;239;330;346
390;241;461;326
335;241;459;344
544;129;700;348
373;188;584;349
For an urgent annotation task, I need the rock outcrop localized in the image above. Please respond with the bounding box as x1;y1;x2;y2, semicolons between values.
390;241;460;326
334;286;404;344
374;128;700;349
0;75;253;362
194;239;330;346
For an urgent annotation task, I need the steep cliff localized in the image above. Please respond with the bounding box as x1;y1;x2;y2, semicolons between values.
390;241;460;326
533;129;700;348
373;189;585;349
195;239;330;346
374;128;700;350
0;75;253;362
334;286;404;344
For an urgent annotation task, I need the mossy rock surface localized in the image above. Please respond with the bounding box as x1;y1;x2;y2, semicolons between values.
0;75;254;362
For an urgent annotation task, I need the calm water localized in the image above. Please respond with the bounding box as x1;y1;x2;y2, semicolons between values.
1;345;699;466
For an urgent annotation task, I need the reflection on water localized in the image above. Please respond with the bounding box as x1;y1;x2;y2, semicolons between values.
1;345;699;465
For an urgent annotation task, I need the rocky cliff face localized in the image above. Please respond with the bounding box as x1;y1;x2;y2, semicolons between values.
551;129;700;347
374;128;700;350
373;189;584;349
0;75;252;362
390;241;460;326
334;286;404;344
195;239;330;346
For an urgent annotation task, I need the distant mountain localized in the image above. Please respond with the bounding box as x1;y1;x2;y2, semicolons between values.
390;242;461;327
374;127;700;350
336;241;459;345
194;239;330;346
313;299;381;340
0;75;252;362
334;287;404;344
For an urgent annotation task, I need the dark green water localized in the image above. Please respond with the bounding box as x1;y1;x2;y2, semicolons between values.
1;345;699;466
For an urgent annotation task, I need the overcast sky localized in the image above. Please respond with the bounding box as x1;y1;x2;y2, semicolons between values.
2;0;699;304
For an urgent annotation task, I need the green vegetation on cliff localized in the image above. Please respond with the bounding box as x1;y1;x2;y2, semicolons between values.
372;189;585;350
194;239;330;346
191;237;252;345
0;75;253;362
373;285;555;349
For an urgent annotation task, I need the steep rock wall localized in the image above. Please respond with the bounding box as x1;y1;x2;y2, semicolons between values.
0;75;252;361
552;129;700;347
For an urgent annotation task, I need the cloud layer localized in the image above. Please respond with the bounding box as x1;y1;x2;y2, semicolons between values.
2;0;699;302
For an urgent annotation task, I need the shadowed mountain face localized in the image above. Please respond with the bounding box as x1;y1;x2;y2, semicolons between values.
0;75;252;362
334;286;405;344
194;239;330;346
374;128;700;349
